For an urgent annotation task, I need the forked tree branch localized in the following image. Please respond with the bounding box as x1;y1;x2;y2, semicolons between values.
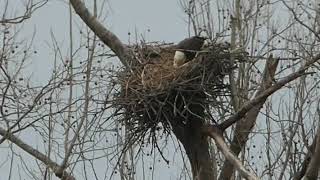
206;54;319;180
218;53;320;131
219;55;279;180
203;126;259;180
0;127;75;180
69;0;132;68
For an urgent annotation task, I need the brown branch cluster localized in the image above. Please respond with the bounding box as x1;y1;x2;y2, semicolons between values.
112;41;245;153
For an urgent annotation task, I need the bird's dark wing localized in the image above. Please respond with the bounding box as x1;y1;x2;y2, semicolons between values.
176;36;204;51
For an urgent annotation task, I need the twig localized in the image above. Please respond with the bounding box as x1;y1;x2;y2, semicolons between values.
218;53;320;131
70;0;132;69
203;125;259;180
0;127;75;180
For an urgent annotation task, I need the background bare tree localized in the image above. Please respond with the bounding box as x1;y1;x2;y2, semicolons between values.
180;0;320;179
1;0;320;180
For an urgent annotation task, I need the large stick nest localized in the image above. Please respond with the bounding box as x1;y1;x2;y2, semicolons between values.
113;41;244;147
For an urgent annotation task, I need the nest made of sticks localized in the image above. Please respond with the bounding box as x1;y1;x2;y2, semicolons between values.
114;41;243;146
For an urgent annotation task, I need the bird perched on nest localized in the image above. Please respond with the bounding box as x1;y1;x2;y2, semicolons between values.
173;36;208;67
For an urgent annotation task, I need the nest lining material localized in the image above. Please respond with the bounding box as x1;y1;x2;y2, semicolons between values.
114;42;240;145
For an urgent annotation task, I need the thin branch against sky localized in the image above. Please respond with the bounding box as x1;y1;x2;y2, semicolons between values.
0;0;320;180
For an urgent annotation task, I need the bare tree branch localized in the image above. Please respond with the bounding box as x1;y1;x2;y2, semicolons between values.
69;0;132;68
0;127;75;180
219;55;279;179
294;135;317;180
203;125;259;180
0;0;48;24
218;53;320;131
281;0;320;41
302;116;320;179
215;52;319;179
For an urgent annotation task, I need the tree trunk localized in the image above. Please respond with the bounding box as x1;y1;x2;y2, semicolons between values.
170;92;215;180
182;123;214;180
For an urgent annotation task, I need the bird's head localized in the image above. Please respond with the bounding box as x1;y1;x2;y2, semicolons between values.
194;36;211;48
194;36;207;41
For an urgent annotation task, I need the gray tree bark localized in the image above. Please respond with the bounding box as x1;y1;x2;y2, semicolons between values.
170;93;215;180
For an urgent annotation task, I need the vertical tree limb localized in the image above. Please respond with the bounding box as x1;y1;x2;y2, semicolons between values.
302;121;320;179
171;93;215;180
217;53;320;180
219;55;279;179
293;135;317;180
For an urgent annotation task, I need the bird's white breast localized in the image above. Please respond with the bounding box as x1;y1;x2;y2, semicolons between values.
173;51;186;67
